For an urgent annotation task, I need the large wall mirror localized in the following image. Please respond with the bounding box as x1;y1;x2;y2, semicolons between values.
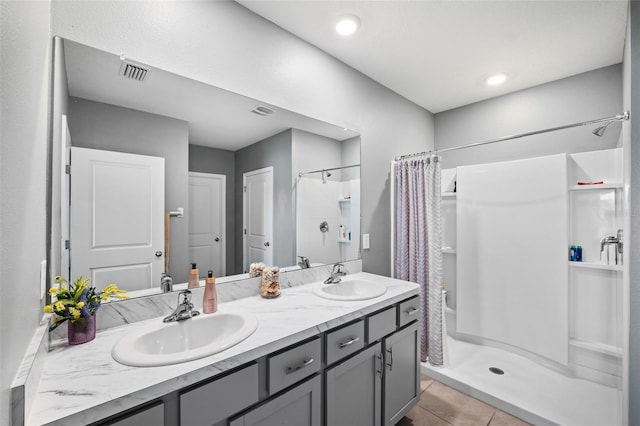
54;38;361;298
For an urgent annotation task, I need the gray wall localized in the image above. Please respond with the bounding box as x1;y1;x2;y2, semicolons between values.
51;1;435;278
292;129;343;182
435;64;622;169
235;130;294;272
189;144;236;275
341;136;361;181
0;1;51;424
629;1;639;423
67;97;190;282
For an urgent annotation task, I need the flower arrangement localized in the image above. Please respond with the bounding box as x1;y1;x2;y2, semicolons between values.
44;276;128;331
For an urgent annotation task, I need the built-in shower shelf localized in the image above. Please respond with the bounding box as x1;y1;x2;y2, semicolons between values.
442;192;457;198
338;238;351;244
569;339;622;358
338;198;351;203
442;247;457;254
568;182;623;191
568;262;622;272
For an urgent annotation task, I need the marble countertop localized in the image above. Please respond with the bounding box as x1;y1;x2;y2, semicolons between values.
27;272;419;426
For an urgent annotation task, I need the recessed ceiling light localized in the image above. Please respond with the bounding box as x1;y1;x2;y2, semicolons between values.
486;73;507;86
336;15;360;36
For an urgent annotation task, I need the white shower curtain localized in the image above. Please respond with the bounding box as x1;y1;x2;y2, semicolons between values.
393;156;444;365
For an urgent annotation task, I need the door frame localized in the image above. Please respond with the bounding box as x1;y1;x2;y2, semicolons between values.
243;166;274;271
188;171;226;277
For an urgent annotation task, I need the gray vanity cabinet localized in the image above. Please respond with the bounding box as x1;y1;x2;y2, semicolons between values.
383;321;420;426
325;342;383;426
229;375;322;426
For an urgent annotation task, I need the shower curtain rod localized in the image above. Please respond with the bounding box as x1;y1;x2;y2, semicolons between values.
298;163;360;177
394;111;630;161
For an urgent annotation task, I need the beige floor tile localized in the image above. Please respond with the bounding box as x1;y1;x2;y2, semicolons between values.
487;410;531;426
420;375;435;393
398;404;454;426
418;381;495;426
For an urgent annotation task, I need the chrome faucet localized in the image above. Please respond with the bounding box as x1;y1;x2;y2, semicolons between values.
160;273;173;293
298;256;311;269
600;229;623;265
324;262;347;284
163;290;200;323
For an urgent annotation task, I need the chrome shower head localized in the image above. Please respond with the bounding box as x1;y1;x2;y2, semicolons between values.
592;121;614;137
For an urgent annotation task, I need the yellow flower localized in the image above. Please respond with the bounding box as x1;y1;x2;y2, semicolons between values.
43;305;53;313
48;287;58;295
77;301;85;308
54;301;65;311
55;276;63;282
69;307;81;320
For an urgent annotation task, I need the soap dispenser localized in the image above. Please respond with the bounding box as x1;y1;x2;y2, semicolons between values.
203;270;218;314
188;263;199;289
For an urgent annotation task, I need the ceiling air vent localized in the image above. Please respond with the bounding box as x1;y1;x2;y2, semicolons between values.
251;105;275;116
119;61;149;82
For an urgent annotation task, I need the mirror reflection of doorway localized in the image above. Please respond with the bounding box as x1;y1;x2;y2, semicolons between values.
188;172;226;277
69;147;165;291
243;167;274;272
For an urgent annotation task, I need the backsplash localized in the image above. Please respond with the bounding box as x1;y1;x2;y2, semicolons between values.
49;260;362;341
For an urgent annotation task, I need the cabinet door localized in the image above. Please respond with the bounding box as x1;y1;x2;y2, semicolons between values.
326;342;382;426
230;375;321;426
383;322;419;426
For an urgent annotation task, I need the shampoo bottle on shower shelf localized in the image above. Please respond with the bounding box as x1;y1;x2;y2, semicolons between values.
203;270;218;314
188;263;199;288
576;245;583;262
339;225;344;240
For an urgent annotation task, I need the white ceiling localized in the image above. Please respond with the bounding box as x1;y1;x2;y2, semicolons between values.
237;0;629;113
64;40;359;150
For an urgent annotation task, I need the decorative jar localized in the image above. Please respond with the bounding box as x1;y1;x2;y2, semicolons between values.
260;266;280;298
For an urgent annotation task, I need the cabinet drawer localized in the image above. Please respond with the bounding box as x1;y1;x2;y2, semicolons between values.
180;363;259;426
268;337;322;395
107;402;164;426
367;306;397;343
398;296;420;327
326;319;365;365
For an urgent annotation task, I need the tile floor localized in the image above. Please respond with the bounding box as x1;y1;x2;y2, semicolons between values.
398;376;531;426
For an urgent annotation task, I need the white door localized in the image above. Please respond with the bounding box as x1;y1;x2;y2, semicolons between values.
188;172;226;277
70;147;164;291
60;115;71;280
243;167;274;272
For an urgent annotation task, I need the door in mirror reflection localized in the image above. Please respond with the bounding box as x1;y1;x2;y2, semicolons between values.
243;167;274;272
189;172;226;278
70;147;165;290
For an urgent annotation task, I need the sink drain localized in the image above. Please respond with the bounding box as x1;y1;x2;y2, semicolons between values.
489;367;505;375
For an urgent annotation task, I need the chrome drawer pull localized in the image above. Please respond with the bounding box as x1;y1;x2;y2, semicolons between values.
286;358;314;374
339;336;360;349
406;307;419;316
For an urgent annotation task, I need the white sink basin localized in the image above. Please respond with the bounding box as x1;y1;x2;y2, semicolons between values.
112;312;258;367
312;278;387;301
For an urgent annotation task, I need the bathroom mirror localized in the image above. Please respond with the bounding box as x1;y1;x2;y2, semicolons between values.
54;38;361;297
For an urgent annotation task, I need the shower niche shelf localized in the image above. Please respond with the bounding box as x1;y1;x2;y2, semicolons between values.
567;148;623;388
568;261;622;272
568;182;623;191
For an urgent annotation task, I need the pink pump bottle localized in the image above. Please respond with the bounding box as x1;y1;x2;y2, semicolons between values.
203;270;218;314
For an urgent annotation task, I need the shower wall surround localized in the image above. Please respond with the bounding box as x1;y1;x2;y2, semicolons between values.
456;153;569;365
443;148;624;387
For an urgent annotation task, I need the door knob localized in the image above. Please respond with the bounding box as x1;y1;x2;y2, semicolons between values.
214;237;220;242
264;242;271;247
155;251;163;258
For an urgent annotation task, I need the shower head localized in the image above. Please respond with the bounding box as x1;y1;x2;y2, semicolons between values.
592;121;614;137
326;171;332;178
322;170;331;184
